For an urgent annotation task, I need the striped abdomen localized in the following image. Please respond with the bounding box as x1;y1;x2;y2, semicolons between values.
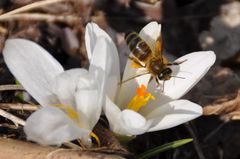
125;32;152;61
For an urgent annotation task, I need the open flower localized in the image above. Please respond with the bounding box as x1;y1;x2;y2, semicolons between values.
97;21;216;136
2;23;113;146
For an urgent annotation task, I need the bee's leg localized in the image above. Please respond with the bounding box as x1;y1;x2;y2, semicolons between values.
168;59;187;66
155;78;160;87
149;76;154;84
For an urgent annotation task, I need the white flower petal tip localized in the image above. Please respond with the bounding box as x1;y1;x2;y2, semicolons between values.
147;100;202;132
162;51;216;99
3;38;64;106
176;51;216;68
117;109;149;136
89;34;120;101
139;21;161;50
24;107;91;146
85;23;112;60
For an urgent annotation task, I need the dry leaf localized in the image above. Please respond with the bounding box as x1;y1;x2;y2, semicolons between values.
203;90;240;121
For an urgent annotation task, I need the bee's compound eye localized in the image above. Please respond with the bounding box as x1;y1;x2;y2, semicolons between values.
158;73;164;80
165;68;172;74
158;68;172;80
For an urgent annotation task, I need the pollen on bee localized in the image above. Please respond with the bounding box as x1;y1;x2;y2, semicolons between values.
131;61;142;68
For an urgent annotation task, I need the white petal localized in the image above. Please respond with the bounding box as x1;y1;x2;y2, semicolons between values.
24;106;91;146
139;21;161;51
157;51;216;99
89;36;120;101
85;23;112;60
3;39;64;106
52;68;88;108
75;85;100;129
105;97;150;136
139;92;173;115
117;109;151;135
104;96;121;130
146;100;202;132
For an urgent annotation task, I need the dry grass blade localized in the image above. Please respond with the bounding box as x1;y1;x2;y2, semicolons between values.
0;103;38;111
0;13;81;24
0;108;26;126
0;84;24;91
0;0;71;18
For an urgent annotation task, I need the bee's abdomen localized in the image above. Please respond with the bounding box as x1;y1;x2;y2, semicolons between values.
125;32;151;61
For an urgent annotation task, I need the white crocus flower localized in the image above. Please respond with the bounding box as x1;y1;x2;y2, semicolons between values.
86;21;216;136
2;23;113;146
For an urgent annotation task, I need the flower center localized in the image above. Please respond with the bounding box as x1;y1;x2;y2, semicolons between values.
52;104;100;146
53;104;79;120
127;84;155;112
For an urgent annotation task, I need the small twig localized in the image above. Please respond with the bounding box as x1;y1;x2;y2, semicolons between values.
0;108;26;126
0;13;81;24
62;142;82;150
0;84;24;91
0;123;18;129
0;103;38;111
185;123;206;159
0;0;71;18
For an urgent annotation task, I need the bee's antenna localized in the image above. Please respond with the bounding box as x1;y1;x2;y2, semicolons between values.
171;76;185;79
119;72;150;85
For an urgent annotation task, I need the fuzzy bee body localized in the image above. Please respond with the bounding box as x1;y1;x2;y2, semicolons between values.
125;32;152;62
125;31;173;82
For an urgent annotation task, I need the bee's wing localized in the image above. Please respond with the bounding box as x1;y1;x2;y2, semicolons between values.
154;35;163;58
154;35;169;64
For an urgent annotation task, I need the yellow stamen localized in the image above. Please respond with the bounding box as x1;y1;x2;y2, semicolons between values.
137;84;148;96
90;132;101;147
52;104;101;146
127;84;155;112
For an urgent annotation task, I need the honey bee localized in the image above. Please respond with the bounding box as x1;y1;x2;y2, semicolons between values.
124;32;185;86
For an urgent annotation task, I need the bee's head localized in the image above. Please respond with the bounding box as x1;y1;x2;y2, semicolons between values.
158;68;172;80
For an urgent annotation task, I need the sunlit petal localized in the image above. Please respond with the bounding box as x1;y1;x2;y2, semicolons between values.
85;23;112;60
89;36;120;101
75;82;100;129
151;51;216;99
146;100;202;132
3;39;64;106
117;109;151;135
105;97;151;135
24;106;91;146
139;21;161;51
52;69;89;109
